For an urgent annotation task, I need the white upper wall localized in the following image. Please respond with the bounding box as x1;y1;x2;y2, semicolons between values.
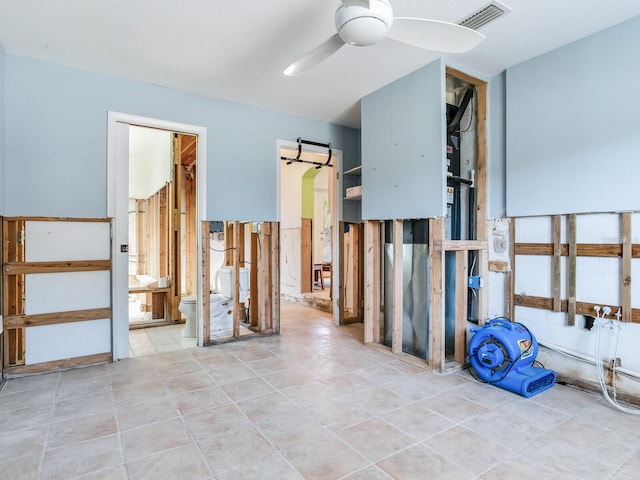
0;44;5;215
506;15;640;216
128;126;171;200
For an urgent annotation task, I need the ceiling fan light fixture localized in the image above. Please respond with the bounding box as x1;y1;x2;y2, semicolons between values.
335;0;393;46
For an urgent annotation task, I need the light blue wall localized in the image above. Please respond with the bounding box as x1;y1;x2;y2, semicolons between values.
506;15;640;216
0;45;5;215
361;59;445;220
3;55;359;220
488;71;506;219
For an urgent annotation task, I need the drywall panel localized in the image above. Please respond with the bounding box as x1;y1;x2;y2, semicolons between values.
488;72;506;219
506;16;640;216
0;44;5;215
24;271;110;315
361;59;445;220
4;55;359;221
25;221;110;261
25;319;111;364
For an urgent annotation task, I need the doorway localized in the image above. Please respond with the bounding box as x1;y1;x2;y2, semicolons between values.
107;113;207;360
277;139;343;325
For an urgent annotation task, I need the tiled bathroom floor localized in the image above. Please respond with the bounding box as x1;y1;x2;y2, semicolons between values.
129;324;197;357
1;302;640;479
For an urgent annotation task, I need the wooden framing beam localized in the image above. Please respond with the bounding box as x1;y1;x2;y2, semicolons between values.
249;231;259;329
364;220;381;344
257;223;272;333
567;214;577;326
553;215;562;312
300;218;312;293
515;242;640;258
5;308;112;328
391;219;403;354
622;212;632;322
202;221;211;345
233;221;242;338
514;294;640;323
4;352;112;376
270;222;281;333
4;260;111;275
454;250;468;364
429;217;446;371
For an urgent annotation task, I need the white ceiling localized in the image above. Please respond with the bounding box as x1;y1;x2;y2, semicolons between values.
1;0;639;128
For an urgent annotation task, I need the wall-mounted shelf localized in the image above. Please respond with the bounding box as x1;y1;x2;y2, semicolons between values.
344;165;362;176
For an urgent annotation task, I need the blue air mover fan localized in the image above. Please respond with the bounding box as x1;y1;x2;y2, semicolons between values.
469;319;556;398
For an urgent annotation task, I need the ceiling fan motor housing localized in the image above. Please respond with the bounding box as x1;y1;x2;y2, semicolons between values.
335;0;393;46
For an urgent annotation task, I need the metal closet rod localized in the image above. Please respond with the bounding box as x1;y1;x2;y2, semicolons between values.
281;137;333;169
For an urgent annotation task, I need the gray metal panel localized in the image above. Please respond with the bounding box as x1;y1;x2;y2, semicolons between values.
383;242;429;359
361;59;445;220
506;16;640;217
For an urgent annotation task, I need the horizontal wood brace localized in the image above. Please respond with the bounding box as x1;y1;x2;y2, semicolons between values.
514;294;640;323
4;260;111;275
3;352;112;376
4;307;112;328
515;243;640;258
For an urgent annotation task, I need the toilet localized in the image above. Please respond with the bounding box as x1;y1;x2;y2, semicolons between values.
178;267;248;338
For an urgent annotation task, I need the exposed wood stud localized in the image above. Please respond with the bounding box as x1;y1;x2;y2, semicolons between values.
300;218;312;293
514;243;640;258
364;220;381;344
622;212;632;322
553;215;562;312
567;214;577;326
429;217;446;371
271;222;281;333
202;221;211;345
233;221;241;339
249;231;259;329
4;352;112;376
455;250;468;364
392;219;403;354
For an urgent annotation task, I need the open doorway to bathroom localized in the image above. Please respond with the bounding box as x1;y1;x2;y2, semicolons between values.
125;127;199;356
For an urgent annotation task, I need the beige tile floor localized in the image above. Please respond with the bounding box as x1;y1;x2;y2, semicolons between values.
1;301;640;479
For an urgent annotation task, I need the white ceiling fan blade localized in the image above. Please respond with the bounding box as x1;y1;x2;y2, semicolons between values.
389;17;485;53
283;34;346;77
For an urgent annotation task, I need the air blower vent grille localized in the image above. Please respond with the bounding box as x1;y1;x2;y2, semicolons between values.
458;1;511;30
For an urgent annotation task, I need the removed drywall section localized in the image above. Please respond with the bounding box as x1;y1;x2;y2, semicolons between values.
511;213;640;398
506;15;640;217
3;55;359;220
361;58;445;220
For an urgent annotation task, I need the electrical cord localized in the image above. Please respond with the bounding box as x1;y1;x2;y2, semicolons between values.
594;308;640;415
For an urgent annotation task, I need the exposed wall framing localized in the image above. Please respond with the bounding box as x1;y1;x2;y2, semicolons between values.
204;221;280;345
2;217;113;376
362;67;488;374
511;212;638;323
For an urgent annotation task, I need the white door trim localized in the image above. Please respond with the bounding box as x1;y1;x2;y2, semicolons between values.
107;111;208;358
276;139;343;325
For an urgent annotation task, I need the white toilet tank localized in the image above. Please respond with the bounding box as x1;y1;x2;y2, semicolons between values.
218;266;248;302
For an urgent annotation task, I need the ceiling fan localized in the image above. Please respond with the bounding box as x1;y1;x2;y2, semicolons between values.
283;0;485;76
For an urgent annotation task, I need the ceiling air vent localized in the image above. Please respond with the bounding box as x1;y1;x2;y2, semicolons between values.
458;1;511;30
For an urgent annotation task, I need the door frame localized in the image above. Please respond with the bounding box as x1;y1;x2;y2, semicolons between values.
276;139;343;325
107;112;208;359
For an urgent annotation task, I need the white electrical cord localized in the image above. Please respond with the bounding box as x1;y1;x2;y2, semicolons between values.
594;306;640;415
